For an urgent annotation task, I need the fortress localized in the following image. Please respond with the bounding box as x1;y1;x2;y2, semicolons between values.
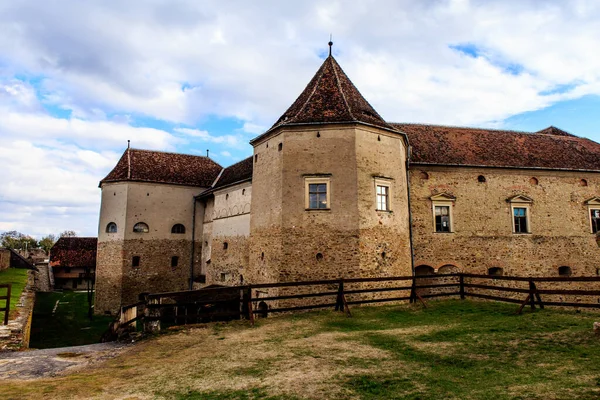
94;51;600;315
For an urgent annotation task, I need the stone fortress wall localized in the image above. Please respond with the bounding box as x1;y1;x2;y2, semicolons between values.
95;181;207;314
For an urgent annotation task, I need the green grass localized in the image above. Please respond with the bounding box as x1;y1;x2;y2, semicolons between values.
3;300;600;399
0;268;29;321
29;291;114;349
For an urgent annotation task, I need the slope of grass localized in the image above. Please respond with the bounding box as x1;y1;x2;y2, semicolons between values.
0;268;29;321
2;300;600;399
29;291;114;348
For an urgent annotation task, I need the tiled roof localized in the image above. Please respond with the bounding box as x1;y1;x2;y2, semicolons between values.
393;123;600;171
266;55;394;135
49;237;98;268
100;149;222;187
213;156;253;190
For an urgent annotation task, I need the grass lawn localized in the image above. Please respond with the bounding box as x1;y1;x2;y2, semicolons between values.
3;300;600;399
0;268;29;321
29;291;114;349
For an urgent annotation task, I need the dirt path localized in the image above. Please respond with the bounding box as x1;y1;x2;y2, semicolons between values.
0;342;130;380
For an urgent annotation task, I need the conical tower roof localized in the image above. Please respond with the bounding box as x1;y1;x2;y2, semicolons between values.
268;54;395;133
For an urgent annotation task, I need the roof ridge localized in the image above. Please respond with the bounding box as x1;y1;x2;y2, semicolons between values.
330;56;355;120
391;122;537;136
129;148;223;167
288;59;328;125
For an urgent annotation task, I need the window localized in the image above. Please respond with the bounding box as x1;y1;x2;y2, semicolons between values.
132;256;140;267
488;267;503;276
375;178;391;211
106;222;117;233
507;195;533;234
171;256;179;268
171;224;185;234
278;143;283;151
435;206;451;232
586;198;600;233
558;266;572;276
305;177;331;210
430;193;455;233
133;222;149;233
513;208;528;233
477;175;486;183
591;209;600;234
223;242;228;250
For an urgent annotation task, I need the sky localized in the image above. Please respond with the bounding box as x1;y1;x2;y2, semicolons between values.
1;0;599;238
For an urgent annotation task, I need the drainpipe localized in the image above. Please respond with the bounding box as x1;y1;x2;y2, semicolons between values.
405;144;416;276
189;198;197;290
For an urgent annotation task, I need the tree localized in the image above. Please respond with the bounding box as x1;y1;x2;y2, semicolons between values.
39;234;57;254
60;230;77;238
0;231;38;250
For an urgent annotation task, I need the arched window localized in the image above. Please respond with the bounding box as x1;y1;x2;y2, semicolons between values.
415;265;435;276
223;242;228;250
530;177;539;185
558;266;572;276
477;175;486;183
171;224;185;234
106;222;117;233
488;267;503;276
133;222;149;233
580;179;588;187
316;253;324;261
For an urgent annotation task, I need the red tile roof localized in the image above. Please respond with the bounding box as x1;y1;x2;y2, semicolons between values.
393;123;600;171
100;149;222;187
50;237;97;268
213;156;253;189
261;55;394;138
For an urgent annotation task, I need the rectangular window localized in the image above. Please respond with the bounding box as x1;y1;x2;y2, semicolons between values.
308;183;328;209
305;177;331;210
591;209;600;233
435;206;451;232
376;185;389;211
513;207;528;233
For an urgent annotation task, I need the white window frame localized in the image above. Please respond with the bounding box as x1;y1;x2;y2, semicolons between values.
304;176;331;210
430;193;455;233
585;197;600;234
374;178;392;211
508;195;533;234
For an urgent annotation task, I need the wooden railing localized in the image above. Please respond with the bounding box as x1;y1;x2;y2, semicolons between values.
0;284;11;325
104;273;600;334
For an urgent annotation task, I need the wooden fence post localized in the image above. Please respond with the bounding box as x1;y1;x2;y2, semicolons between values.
410;277;416;304
459;274;465;300
335;279;343;311
531;281;544;309
246;285;255;326
528;280;536;310
1;284;11;325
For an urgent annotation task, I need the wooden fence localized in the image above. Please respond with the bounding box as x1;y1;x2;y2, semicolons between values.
105;274;600;334
0;284;11;325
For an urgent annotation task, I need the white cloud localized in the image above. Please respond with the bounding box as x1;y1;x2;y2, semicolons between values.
1;0;600;237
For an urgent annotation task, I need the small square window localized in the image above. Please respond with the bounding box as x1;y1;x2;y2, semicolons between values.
132;256;140;267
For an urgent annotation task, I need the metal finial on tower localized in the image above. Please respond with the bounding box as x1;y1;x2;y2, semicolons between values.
206;149;209;158
127;139;130;149
328;34;333;56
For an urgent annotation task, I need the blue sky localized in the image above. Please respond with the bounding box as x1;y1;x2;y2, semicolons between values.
0;0;599;237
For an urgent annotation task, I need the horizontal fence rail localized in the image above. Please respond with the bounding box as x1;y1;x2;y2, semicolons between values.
105;273;600;335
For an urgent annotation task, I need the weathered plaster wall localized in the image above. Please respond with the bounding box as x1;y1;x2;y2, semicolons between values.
409;166;600;276
95;181;207;314
355;126;412;278
248;131;284;286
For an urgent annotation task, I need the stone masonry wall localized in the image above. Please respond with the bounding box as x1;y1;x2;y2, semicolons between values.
410;166;600;276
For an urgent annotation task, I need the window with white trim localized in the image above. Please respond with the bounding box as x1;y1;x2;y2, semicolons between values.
305;177;331;210
591;209;600;234
508;195;533;234
374;178;391;211
430;193;455;233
